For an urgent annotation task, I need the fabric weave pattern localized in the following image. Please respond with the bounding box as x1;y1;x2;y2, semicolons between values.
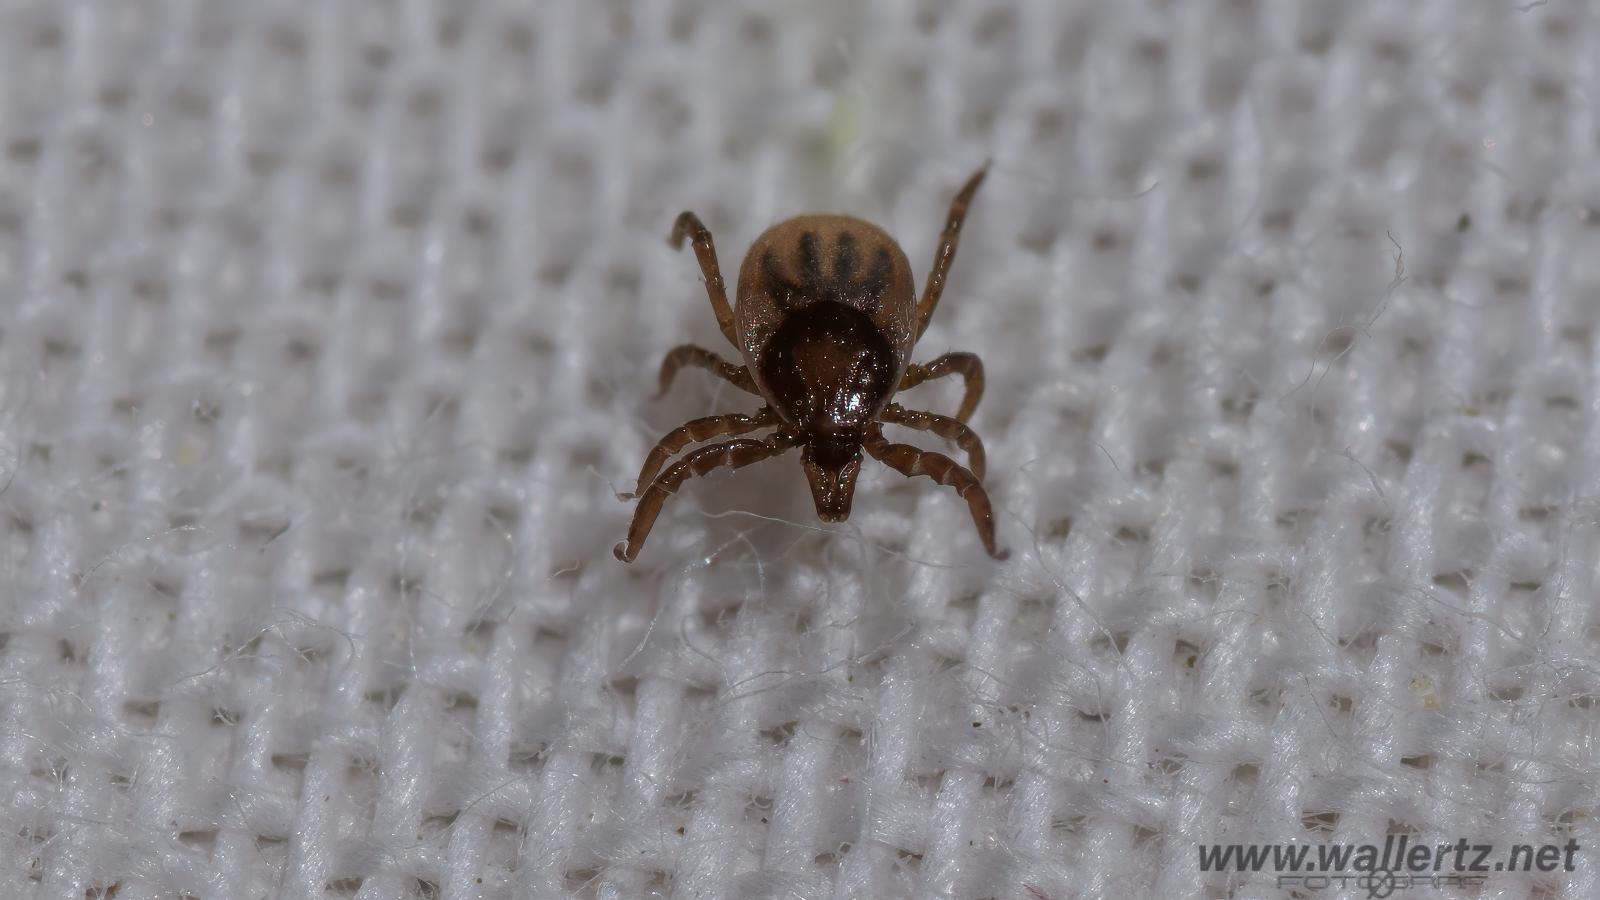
1;2;1596;898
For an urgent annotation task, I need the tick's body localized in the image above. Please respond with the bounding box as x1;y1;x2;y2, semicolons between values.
615;165;1002;562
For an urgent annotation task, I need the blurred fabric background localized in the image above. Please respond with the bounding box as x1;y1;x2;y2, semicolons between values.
1;1;1597;897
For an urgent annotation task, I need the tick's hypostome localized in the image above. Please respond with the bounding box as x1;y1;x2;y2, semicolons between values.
615;163;1003;563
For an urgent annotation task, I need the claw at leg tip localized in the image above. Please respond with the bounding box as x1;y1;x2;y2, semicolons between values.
668;214;692;248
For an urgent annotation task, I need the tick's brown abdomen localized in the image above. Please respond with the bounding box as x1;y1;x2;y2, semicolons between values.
735;216;917;376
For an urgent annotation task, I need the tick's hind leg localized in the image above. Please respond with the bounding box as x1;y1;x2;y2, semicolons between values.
863;427;1005;559
671;212;738;347
614;435;795;563
879;403;987;480
657;344;759;396
915;163;989;340
897;352;985;422
619;408;777;499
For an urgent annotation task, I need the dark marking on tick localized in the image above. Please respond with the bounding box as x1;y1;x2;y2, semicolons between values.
758;233;898;312
798;231;823;288
762;250;800;311
833;231;859;281
862;248;893;306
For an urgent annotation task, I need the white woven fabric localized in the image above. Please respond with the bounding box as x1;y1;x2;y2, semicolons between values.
3;1;1598;898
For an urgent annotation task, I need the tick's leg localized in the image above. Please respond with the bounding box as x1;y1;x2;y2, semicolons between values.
896;352;985;422
671;211;739;347
915;162;990;340
657;344;760;396
619;407;777;499
614;436;795;563
879;403;987;481
863;427;1006;559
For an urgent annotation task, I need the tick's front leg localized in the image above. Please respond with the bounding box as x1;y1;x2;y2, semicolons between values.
897;352;985;422
619;408;777;500
671;211;739;347
656;344;760;396
863;427;1006;560
915;163;990;340
879;403;986;481
614;435;795;563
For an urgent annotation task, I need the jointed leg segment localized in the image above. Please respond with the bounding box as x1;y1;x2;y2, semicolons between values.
896;352;985;422
620;407;778;499
916;162;990;339
880;403;987;480
657;344;759;396
671;211;738;347
613;435;795;562
864;427;1004;559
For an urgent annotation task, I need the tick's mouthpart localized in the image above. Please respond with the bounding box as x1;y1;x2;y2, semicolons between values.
802;439;863;522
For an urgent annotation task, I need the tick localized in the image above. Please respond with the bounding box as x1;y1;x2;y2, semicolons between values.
614;163;1004;563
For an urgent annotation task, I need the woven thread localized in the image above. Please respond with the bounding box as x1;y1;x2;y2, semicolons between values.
1;1;1597;898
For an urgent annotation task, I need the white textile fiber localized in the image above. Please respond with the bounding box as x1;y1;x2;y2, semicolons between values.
3;1;1600;898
